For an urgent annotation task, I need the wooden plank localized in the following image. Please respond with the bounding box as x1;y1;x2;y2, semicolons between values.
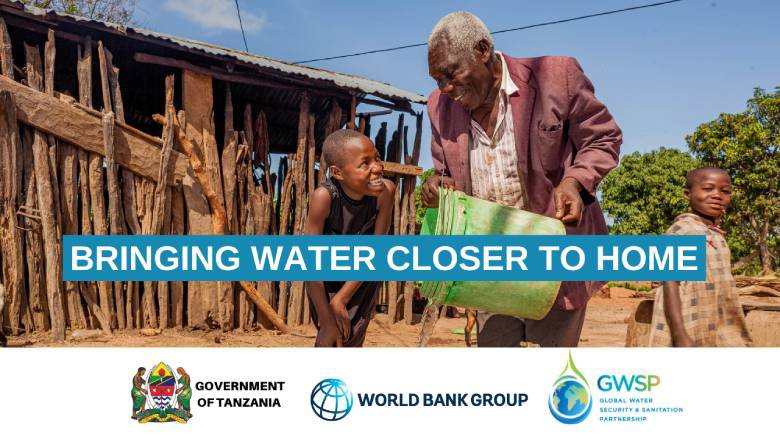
22;129;47;332
381;161;423;177
0;17;13;79
0;91;25;334
32;129;65;341
287;94;309;325
77;148;96;329
138;178;158;328
404;114;423;324
97;41;112;113
182;170;212;327
0;75;189;185
100;111;127;329
222;131;239;329
182;70;220;328
24;43;42;91
276;154;295;320
170;188;185;328
222;132;238;235
106;49;125;123
150;76;175;234
320;101;342;183
243;103;254;158
60;143;88;329
88;152;115;328
99;45;131;341
76;36;91;108
307;113;316;211
68;146;111;335
44;29;55;95
255;110;275;232
236;142;252;329
347;95;356;129
149;75;175;329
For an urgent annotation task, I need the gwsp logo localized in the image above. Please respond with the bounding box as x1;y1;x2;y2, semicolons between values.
548;352;592;425
310;379;354;421
597;375;661;392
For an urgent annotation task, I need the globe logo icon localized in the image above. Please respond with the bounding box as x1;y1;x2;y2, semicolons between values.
548;376;592;424
310;378;354;421
548;352;592;425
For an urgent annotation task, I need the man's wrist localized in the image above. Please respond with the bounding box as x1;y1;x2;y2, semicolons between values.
560;176;584;192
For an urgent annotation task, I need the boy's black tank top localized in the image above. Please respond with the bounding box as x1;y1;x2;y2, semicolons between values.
321;178;377;236
312;178;380;346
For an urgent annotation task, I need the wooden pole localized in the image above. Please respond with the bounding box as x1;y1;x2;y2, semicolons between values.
82;45;118;328
22;128;47;333
403;113;423;324
170;188;185;328
0;91;25;335
76;36;92;108
0;17;14;80
319;100;342;184
148;75;175;329
287;94;310;325
32;129;65;341
347;95;356;130
97;41;112;113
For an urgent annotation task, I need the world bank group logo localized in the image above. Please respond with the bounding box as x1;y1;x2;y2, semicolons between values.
548;352;592;425
310;378;354;421
131;362;193;423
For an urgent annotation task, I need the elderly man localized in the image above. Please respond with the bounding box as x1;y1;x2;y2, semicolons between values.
423;12;622;347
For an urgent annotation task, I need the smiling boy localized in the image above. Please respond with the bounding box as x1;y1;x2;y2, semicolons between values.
304;129;395;347
648;167;752;347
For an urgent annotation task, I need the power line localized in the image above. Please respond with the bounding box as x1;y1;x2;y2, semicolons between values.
234;0;250;52
293;0;683;64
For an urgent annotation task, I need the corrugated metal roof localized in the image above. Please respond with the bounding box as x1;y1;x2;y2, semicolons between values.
15;1;427;105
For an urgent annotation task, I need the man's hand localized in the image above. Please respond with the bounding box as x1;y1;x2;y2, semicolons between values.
315;323;343;347
421;175;456;207
330;298;351;341
553;177;584;225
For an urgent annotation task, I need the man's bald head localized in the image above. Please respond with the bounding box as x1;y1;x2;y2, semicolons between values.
428;11;493;63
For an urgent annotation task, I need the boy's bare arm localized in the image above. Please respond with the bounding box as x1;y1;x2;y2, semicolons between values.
304;187;342;347
662;281;694;347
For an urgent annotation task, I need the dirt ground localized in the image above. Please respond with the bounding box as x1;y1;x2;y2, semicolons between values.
5;287;644;348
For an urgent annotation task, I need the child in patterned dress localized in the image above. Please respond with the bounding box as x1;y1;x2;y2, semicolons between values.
649;167;752;347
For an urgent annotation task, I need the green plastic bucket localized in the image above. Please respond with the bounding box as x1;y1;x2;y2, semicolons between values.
420;189;565;320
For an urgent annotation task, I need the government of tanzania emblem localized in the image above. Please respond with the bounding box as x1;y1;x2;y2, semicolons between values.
131;362;193;423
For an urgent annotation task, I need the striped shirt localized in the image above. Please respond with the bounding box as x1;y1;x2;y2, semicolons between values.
468;52;525;209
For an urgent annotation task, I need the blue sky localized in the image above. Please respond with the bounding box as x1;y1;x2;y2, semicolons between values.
135;0;779;171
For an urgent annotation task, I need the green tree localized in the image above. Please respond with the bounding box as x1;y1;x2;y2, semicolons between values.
414;168;436;226
686;87;780;274
601;148;699;235
20;0;137;25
